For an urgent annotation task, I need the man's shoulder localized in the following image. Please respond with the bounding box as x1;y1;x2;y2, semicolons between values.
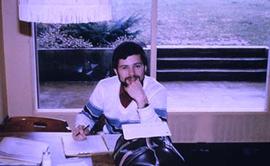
98;76;119;86
144;76;165;90
145;76;162;85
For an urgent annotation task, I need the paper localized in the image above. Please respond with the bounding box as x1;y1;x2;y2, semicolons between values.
62;134;116;157
122;122;171;140
101;134;121;152
0;137;49;165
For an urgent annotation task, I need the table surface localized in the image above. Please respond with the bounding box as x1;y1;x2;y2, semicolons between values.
0;132;115;166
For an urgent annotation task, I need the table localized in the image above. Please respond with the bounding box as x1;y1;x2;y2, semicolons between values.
0;132;115;166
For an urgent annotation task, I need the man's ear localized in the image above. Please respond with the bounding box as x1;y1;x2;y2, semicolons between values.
144;66;147;73
113;69;118;75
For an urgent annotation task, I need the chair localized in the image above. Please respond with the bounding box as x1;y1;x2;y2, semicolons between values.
2;116;71;132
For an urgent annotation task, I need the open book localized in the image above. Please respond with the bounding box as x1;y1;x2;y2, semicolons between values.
61;134;120;157
0;137;49;166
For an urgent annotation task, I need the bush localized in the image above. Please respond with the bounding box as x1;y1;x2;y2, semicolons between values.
37;24;93;49
36;15;142;49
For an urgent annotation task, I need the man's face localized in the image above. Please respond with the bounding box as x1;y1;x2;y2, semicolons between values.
114;54;146;86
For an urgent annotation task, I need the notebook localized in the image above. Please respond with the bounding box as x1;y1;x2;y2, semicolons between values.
122;121;171;140
61;134;120;157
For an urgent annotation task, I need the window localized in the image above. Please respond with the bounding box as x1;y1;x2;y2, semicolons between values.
157;0;269;112
35;1;152;109
34;0;270;112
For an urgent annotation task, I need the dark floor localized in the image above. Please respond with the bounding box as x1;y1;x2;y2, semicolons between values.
174;142;270;166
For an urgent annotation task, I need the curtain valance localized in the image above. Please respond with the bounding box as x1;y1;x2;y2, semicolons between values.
18;0;112;24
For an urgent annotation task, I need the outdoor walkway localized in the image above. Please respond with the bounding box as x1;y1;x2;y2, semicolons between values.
39;81;266;112
164;81;266;112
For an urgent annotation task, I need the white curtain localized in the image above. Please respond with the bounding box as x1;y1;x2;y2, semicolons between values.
18;0;112;24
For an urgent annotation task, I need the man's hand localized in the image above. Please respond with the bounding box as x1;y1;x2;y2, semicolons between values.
72;125;90;141
124;78;149;108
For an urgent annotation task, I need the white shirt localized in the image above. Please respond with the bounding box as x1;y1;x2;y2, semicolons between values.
75;76;167;133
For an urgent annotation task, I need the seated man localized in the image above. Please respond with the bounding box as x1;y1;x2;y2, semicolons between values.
72;41;185;166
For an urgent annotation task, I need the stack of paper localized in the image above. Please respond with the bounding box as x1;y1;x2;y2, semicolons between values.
0;137;49;166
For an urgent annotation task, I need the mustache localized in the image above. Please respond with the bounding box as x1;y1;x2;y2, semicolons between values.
125;76;140;82
122;76;140;87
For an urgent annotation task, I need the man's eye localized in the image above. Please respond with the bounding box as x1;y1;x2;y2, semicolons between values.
135;64;143;68
120;66;128;70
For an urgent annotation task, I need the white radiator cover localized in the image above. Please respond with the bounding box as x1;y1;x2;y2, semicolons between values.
168;112;270;143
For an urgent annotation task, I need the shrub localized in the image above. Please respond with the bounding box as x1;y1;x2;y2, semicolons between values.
36;15;142;49
36;24;93;49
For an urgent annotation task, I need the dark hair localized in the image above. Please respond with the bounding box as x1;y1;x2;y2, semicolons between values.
112;41;147;69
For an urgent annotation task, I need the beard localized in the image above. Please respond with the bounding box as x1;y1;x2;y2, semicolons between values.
120;75;144;87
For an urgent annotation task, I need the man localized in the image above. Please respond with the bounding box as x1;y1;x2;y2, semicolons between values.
72;41;185;165
73;41;167;139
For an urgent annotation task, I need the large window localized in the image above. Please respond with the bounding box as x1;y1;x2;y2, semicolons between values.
157;0;269;112
34;0;270;112
35;0;152;109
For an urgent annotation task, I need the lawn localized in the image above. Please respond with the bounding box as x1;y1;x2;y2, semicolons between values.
113;0;270;46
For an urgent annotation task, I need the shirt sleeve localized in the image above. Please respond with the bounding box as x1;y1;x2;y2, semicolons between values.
75;81;104;129
75;110;95;128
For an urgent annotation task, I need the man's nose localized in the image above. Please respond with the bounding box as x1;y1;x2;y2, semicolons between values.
128;67;135;76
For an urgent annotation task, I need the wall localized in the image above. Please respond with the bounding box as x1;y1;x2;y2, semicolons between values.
0;0;7;123
2;0;33;116
168;112;270;143
1;0;78;127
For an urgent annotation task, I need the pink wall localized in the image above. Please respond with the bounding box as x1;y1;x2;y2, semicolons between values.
0;0;8;123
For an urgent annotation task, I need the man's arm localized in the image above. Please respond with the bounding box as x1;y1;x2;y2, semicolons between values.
72;106;97;140
125;79;167;123
124;79;149;109
72;82;104;140
137;88;167;123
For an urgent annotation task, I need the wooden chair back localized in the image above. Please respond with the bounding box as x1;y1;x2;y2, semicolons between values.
3;116;71;132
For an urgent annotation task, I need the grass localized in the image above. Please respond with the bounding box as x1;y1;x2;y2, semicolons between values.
113;0;270;46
